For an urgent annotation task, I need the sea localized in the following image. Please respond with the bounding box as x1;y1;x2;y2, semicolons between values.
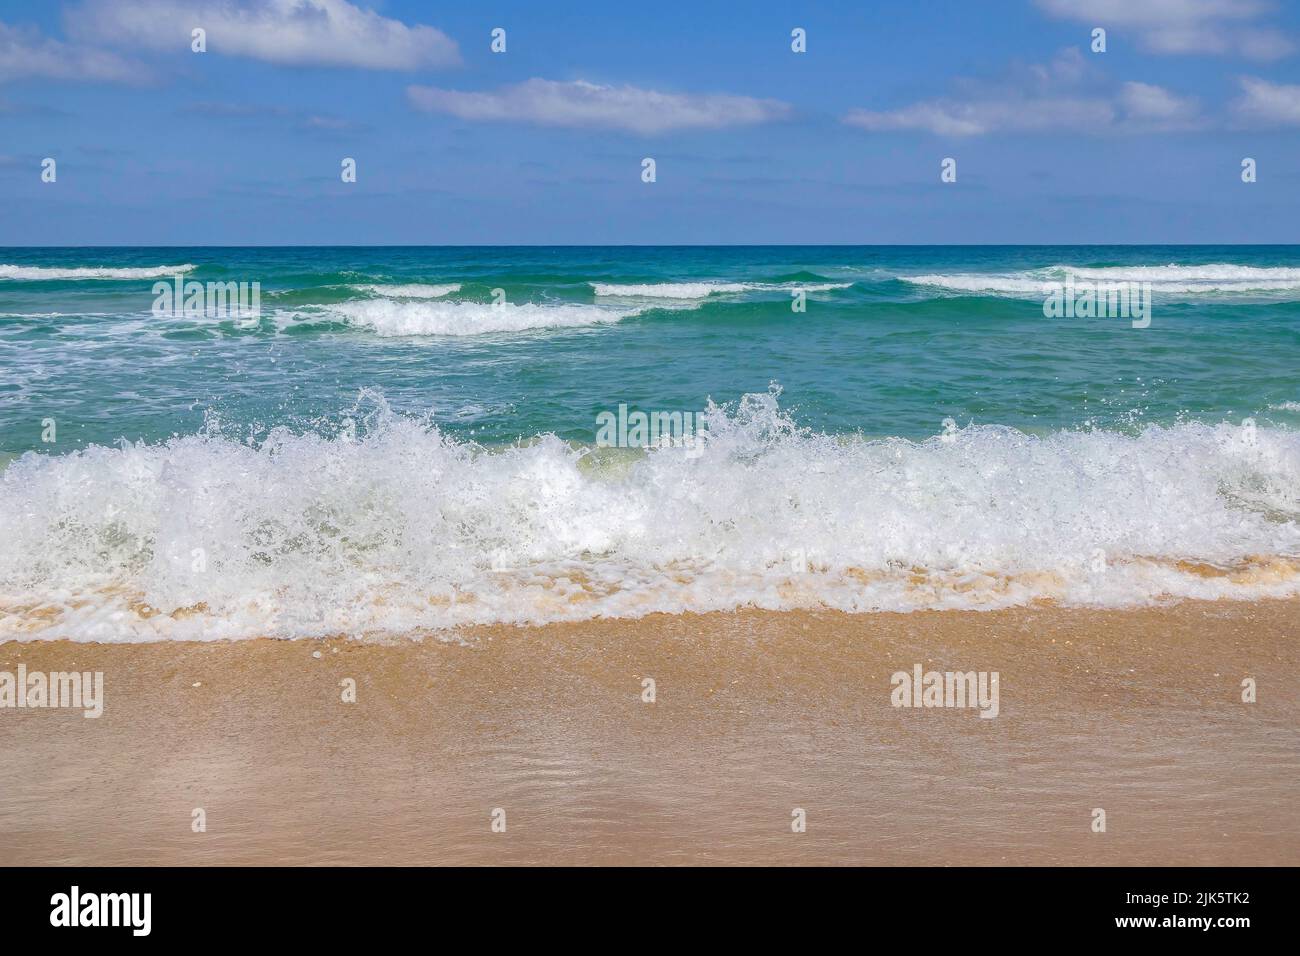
1;245;1297;641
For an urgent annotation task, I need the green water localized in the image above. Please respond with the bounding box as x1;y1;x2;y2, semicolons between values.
2;245;1297;453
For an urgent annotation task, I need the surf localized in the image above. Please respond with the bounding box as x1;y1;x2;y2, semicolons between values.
904;263;1300;297
0;263;198;281
2;390;1297;643
324;298;643;336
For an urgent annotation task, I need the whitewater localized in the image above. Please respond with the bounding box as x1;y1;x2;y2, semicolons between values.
2;245;1297;640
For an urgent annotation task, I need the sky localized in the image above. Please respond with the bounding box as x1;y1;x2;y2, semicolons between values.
2;0;1300;245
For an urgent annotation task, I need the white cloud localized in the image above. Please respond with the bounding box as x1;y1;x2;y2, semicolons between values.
1118;81;1200;123
407;78;793;135
0;21;144;83
1233;76;1300;126
843;49;1199;136
1035;0;1293;60
67;0;459;70
844;97;1115;136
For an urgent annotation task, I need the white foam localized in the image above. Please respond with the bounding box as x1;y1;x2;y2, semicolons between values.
0;264;197;281
590;281;851;298
3;392;1298;643
1065;264;1300;282
905;263;1300;297
352;283;461;298
329;299;636;336
905;274;1049;295
0;312;116;318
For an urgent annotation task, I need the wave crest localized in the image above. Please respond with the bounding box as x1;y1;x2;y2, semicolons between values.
351;283;461;298
3;392;1298;642
0;264;197;281
591;281;852;298
328;299;636;336
905;263;1300;297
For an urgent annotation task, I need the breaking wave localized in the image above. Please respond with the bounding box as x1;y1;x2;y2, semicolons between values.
590;281;852;298
0;263;197;281
2;390;1297;642
325;299;640;336
905;264;1300;297
351;283;462;298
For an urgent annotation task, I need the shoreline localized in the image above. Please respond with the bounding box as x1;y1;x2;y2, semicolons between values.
2;598;1297;865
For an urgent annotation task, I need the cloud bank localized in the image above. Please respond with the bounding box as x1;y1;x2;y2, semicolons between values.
1233;75;1300;126
407;78;793;135
67;0;460;70
1035;0;1293;61
844;49;1201;136
0;21;144;83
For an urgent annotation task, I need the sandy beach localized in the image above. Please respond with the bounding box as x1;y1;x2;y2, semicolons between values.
2;598;1296;866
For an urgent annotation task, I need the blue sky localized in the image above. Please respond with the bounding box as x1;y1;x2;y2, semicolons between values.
2;0;1300;244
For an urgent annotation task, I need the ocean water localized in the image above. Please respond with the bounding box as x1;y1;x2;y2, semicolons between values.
1;245;1297;641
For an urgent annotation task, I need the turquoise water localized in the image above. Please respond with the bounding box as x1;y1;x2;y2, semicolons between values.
2;245;1298;453
1;246;1298;640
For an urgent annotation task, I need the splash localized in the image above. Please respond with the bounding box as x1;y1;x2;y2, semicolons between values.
2;390;1297;642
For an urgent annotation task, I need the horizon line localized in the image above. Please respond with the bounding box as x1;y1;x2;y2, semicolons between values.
2;242;1299;249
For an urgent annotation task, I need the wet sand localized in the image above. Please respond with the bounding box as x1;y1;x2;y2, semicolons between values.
1;599;1297;866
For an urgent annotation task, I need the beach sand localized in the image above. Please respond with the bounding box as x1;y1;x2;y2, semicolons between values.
1;598;1296;866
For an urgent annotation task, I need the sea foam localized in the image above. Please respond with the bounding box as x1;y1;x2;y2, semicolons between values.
905;264;1300;297
351;283;462;298
2;392;1297;642
0;264;197;281
591;281;852;298
329;299;637;336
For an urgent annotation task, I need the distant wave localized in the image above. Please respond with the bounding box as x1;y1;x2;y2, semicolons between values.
351;283;461;299
3;391;1298;642
0;311;117;319
591;281;852;299
327;299;640;336
905;263;1300;297
905;274;1048;295
0;263;197;281
1066;264;1300;282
